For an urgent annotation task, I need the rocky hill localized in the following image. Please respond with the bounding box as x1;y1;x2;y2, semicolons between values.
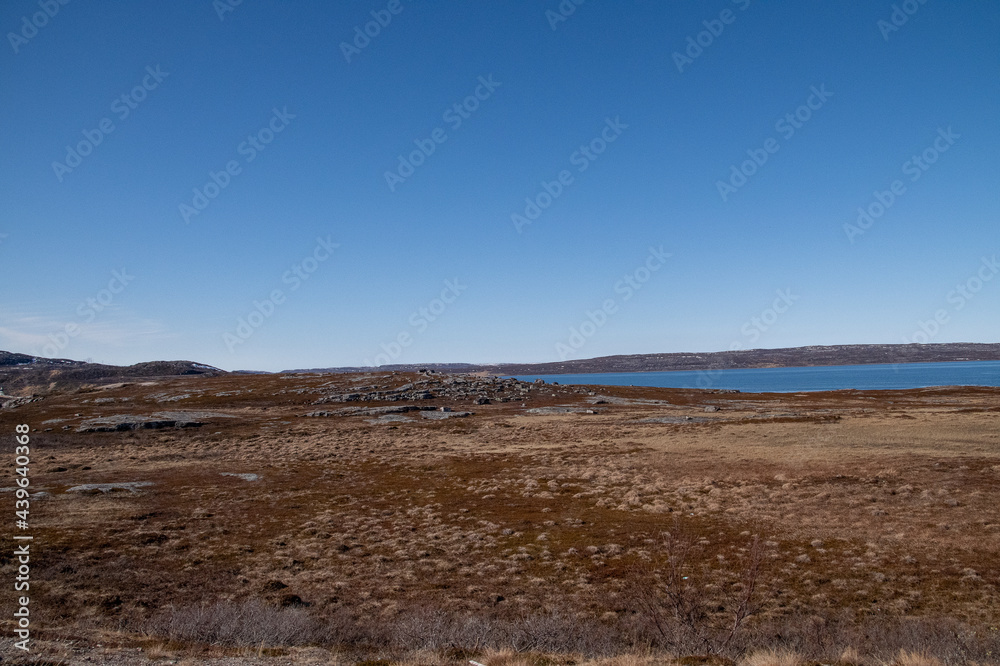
0;351;225;396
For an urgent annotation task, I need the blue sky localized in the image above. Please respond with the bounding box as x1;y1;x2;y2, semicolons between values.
1;0;997;372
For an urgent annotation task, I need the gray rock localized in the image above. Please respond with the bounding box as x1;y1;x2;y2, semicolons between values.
526;406;593;415
636;416;710;424
420;411;473;420
66;482;154;494
220;473;259;482
75;410;234;432
367;414;414;424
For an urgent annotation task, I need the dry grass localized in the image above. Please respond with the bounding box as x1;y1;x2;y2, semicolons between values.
1;373;999;664
890;651;943;666
741;649;804;666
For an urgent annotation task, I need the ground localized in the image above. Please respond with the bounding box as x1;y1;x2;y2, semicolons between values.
1;371;998;665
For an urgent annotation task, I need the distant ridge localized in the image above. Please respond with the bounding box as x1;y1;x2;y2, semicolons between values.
285;343;1000;376
0;351;225;395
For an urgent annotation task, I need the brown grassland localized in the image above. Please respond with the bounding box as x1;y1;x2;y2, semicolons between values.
1;371;998;665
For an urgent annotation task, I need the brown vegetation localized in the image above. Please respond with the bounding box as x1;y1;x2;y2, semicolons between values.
1;371;998;664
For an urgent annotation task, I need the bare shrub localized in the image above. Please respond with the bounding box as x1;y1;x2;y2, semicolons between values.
389;606;624;656
627;521;766;656
148;600;324;647
739;613;999;665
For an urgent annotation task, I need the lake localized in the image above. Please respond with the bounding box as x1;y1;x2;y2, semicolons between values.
512;360;1000;393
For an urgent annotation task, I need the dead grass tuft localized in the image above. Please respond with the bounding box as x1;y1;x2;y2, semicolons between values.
740;649;804;666
890;651;943;666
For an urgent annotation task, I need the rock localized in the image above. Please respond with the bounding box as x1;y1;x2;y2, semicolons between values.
527;406;593;415
704;406;719;412
0;395;42;409
420;411;473;420
220;473;259;482
474;397;491;405
75;410;233;433
636;416;709;424
367;414;414;424
66;482;154;494
280;594;309;607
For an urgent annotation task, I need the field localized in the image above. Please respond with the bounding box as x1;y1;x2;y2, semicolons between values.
1;371;999;665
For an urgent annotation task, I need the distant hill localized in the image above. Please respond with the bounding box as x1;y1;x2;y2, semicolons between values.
283;362;481;374
4;343;998;394
285;343;1000;376
0;351;225;395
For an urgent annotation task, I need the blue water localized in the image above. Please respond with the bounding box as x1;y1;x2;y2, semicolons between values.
513;360;1000;393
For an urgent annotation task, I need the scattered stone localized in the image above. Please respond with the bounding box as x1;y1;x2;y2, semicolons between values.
704;405;719;412
367;414;414;424
0;395;42;409
314;375;534;406
586;395;667;406
420;411;473;420
636;416;710;424
527;406;595;415
221;473;259;482
75;410;234;432
66;482;154;494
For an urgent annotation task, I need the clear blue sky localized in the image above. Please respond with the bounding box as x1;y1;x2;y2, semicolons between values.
1;1;997;371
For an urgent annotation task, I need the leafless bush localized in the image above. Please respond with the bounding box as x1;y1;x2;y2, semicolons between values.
147;600;324;647
627;521;766;656
739;613;1000;664
143;597;1000;664
389;606;625;656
